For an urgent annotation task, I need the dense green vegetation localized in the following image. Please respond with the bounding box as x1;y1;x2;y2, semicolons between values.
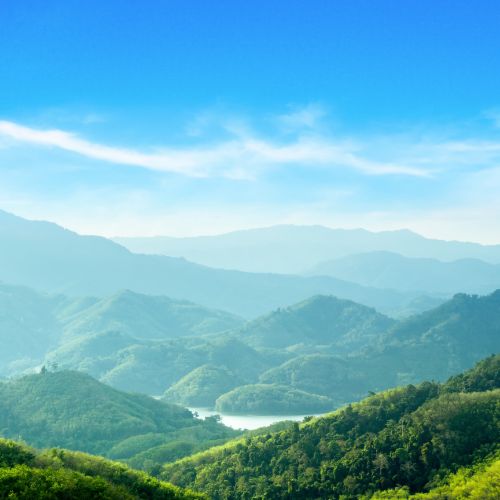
0;371;238;470
0;439;203;499
49;334;271;395
161;355;500;499
371;450;500;498
236;295;395;350
214;384;334;415
4;285;497;414
259;354;370;403
164;365;243;408
368;290;500;385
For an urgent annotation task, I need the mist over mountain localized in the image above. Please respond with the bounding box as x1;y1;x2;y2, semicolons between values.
115;224;500;274
0;210;437;318
308;251;500;294
3;3;500;498
38;290;500;413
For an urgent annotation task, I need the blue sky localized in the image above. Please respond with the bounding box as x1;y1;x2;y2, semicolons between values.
1;1;500;242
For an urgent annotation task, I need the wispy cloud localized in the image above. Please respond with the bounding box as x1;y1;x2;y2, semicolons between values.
276;103;327;130
0;119;431;179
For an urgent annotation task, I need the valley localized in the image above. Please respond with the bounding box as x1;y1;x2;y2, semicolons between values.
0;211;499;498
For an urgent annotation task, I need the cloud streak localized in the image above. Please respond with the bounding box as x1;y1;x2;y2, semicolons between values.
0;120;430;179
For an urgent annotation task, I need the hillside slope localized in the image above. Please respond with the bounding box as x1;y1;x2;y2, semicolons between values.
59;289;244;340
234;294;396;350
0;371;238;468
0;282;244;378
0;439;202;499
162;355;500;499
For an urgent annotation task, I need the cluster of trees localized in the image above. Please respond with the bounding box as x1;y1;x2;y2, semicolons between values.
214;383;334;415
0;370;238;471
371;450;499;498
0;439;203;499
161;355;500;499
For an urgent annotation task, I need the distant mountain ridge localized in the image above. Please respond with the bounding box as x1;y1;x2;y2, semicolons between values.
0;210;438;318
114;224;500;274
308;250;500;294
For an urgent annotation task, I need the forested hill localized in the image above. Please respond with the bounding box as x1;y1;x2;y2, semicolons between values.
0;282;244;375
0;371;238;469
234;294;396;350
368;290;500;384
161;355;500;499
0;439;203;499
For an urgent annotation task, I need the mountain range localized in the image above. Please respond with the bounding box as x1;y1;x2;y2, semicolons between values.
308;250;500;294
2;272;499;412
0;210;439;318
114;224;500;274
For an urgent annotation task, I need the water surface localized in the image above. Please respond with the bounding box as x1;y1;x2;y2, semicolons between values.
190;407;322;430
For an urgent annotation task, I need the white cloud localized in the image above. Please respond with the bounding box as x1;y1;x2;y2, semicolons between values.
0;119;430;179
276;103;327;130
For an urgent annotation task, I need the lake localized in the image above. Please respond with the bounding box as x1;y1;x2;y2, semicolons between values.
189;407;323;430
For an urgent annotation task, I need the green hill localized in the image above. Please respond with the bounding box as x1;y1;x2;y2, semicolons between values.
0;282;244;378
47;290;500;410
59;289;243;341
0;371;238;469
369;290;500;385
214;383;334;415
161;355;500;499
235;294;396;350
259;353;370;402
48;335;270;396
0;439;202;499
163;365;243;408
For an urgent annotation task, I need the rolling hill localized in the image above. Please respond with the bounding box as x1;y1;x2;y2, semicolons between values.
233;294;396;350
0;370;238;469
58;289;244;341
0;283;245;378
46;290;500;410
